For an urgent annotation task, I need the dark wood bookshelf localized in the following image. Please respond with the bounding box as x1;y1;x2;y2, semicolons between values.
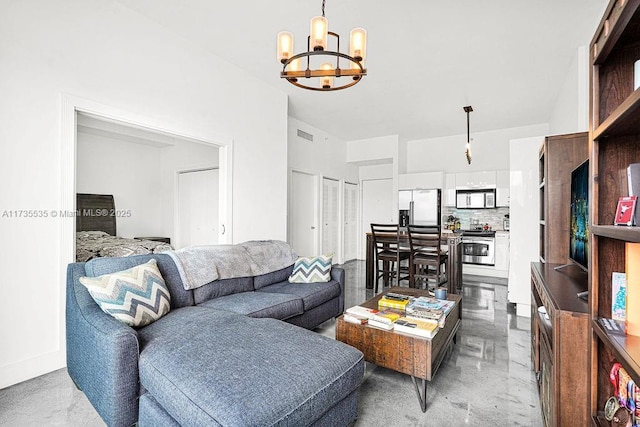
592;319;640;385
589;0;640;423
539;133;588;265
593;89;640;139
592;225;640;242
531;262;589;427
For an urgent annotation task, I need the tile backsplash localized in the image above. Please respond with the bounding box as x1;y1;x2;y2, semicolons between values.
443;207;510;231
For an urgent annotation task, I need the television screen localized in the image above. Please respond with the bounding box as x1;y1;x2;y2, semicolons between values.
569;159;589;270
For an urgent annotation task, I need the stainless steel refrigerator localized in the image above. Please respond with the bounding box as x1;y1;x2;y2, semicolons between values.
398;188;441;226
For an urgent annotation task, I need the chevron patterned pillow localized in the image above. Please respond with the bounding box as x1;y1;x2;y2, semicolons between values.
79;259;171;328
289;254;333;283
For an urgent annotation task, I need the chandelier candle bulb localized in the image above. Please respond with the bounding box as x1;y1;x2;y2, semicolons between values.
310;16;328;51
277;31;294;63
349;28;367;62
321;63;334;88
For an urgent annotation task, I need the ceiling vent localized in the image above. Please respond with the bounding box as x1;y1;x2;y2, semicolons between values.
297;129;314;142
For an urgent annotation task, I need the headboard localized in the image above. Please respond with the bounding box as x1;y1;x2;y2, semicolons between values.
76;193;117;236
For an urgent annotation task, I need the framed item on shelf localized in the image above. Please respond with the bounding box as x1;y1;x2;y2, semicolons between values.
614;196;637;226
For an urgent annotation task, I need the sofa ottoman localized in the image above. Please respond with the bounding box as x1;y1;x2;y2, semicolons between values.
136;306;364;426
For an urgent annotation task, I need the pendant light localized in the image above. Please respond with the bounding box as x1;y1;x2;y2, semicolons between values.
463;106;473;165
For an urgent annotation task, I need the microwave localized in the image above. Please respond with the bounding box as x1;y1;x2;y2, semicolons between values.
456;189;496;209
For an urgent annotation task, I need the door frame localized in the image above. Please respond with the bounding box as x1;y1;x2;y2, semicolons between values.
342;180;359;263
288;168;319;256
61;94;233;360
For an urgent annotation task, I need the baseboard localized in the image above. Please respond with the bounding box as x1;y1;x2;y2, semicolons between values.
0;350;65;389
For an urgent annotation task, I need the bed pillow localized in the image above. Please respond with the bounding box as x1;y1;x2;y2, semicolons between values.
79;259;171;328
289;254;332;283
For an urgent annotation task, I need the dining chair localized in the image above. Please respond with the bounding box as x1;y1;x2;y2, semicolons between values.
407;225;448;290
370;223;411;293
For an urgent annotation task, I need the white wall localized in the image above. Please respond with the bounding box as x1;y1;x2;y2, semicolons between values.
0;0;287;388
77;132;164;238
548;46;589;135
406;124;549;173
160;141;219;242
288;118;359;182
508;136;544;317
347;135;398;165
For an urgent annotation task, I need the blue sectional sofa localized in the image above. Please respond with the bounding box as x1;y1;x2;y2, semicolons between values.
66;252;364;427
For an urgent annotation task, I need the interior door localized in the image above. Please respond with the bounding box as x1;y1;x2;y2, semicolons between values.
290;170;318;257
343;182;358;262
361;178;393;259
322;177;339;259
176;168;219;249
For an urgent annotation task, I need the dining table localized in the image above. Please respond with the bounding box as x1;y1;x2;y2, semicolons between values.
365;230;463;294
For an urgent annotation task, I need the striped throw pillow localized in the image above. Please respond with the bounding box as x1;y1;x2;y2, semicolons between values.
79;259;171;328
289;254;332;283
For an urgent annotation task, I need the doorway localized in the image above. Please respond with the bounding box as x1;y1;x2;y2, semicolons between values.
289;170;318;257
343;181;358;262
176;168;219;248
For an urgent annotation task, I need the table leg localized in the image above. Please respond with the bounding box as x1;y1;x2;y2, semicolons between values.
411;376;428;413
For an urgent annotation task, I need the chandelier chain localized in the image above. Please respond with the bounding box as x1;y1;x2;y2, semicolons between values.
321;0;325;17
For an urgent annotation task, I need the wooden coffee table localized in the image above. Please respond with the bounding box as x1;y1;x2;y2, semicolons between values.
335;287;462;412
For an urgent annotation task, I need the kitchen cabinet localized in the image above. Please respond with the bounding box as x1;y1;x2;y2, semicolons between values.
444;173;456;207
494;231;509;272
455;171;496;189
496;170;510;207
398;172;443;190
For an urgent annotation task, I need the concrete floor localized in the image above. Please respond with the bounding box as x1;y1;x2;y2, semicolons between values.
0;260;542;426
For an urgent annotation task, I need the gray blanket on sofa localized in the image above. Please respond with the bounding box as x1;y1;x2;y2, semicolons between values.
167;240;298;290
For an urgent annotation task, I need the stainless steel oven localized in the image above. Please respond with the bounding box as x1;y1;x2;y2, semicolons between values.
462;233;495;266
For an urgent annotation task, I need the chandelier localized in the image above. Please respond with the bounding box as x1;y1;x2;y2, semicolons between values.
276;0;367;91
464;106;473;165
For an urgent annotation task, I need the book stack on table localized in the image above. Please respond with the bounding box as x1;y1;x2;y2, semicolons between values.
393;316;439;338
343;293;454;338
377;292;411;311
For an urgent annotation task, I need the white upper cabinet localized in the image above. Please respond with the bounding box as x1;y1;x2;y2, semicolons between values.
398;172;443;190
455;171;497;189
496;170;510;207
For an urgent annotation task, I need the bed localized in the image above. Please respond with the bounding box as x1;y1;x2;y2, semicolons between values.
75;193;173;262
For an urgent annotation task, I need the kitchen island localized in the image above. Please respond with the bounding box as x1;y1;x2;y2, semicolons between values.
365;231;463;293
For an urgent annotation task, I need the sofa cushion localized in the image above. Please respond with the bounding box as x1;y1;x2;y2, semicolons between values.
289;254;332;283
253;264;294;290
197;291;304;320
79;259;171;328
138;312;364;427
84;253;194;309
192;276;254;305
257;280;341;311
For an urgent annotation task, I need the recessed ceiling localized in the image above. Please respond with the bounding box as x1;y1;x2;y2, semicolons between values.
115;0;607;142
